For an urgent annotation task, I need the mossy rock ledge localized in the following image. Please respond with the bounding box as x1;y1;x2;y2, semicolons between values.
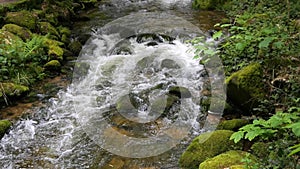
2;23;32;40
226;63;266;115
179;130;242;169
199;150;257;169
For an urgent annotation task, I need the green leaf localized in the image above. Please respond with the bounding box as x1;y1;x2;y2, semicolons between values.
235;42;247;51
288;143;300;156
258;37;275;49
245;131;260;141
285;122;300;137
230;131;245;143
212;31;223;40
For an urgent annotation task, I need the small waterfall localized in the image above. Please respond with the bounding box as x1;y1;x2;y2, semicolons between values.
0;4;226;168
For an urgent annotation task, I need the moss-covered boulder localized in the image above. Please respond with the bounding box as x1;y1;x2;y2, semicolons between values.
226;63;265;115
0;29;22;45
2;24;32;40
217;119;249;131
37;22;60;38
0;83;29;106
179;130;241;169
5;10;37;30
0;120;12;139
199;150;257;169
44;60;61;71
43;38;64;60
58;26;71;44
250;142;270;158
192;0;228;10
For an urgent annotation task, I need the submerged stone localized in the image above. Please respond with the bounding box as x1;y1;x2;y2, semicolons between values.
161;59;180;69
169;86;192;98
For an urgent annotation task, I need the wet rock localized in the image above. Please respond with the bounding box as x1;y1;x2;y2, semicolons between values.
161;59;180;69
226;63;266;115
199;150;257;169
5;10;37;30
101;57;125;76
135;55;156;70
146;41;158;46
169;86;192;98
217;119;249;131
2;23;32;41
44;60;61;71
0;120;12;139
179;130;242;169
73;61;90;80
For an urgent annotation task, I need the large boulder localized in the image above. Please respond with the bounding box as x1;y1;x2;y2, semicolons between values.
226;63;266;115
0;120;12;139
199;150;257;169
5;10;37;30
179;130;241;169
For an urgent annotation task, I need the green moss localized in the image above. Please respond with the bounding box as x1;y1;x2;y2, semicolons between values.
0;29;22;45
0;120;12;139
44;60;61;71
179;130;242;169
68;40;82;55
199;150;256;169
43;38;64;60
226;63;265;114
2;23;32;40
38;22;60;38
217;119;249;131
0;83;29;98
192;0;228;10
5;10;37;30
250;142;270;158
229;165;245;169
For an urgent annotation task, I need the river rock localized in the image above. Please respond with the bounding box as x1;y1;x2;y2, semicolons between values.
0;120;12;139
226;63;266;115
5;10;37;30
199;150;257;169
2;23;32;40
179;130;242;169
161;59;180;69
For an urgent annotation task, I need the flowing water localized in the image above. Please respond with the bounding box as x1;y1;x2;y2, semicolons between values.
0;0;225;168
